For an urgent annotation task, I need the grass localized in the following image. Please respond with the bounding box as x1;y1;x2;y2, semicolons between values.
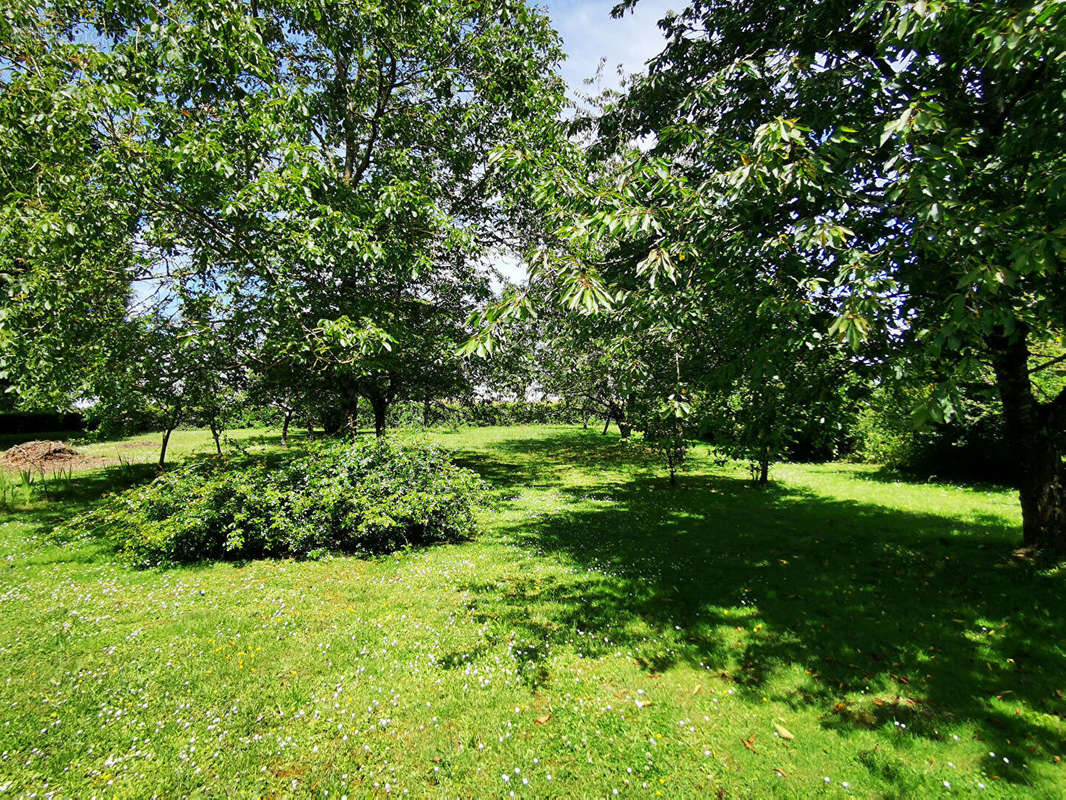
0;424;1062;798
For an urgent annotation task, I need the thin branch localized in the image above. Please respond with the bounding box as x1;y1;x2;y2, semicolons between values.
1030;352;1066;376
349;53;398;187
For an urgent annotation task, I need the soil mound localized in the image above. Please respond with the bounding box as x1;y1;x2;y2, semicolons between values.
2;440;80;469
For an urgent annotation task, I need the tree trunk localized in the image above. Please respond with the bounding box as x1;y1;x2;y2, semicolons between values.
758;443;770;485
621;394;635;440
371;396;389;437
158;427;173;471
423;398;431;427
210;419;222;455
602;416;611;435
281;410;292;446
347;397;359;440
989;328;1066;552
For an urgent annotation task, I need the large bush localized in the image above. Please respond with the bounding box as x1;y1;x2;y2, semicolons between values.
60;438;486;566
850;384;1014;484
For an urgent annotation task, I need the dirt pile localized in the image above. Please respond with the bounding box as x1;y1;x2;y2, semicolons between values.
2;440;80;469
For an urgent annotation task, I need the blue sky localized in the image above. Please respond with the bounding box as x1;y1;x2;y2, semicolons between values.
539;0;678;98
488;2;677;284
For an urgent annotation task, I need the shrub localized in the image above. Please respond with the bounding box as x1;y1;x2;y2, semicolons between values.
642;414;691;485
58;438;486;566
850;385;1014;483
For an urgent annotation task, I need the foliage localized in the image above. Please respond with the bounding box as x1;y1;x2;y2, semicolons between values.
641;409;691;485
390;399;583;429
474;0;1066;548
852;381;1015;483
58;438;485;566
0;0;567;441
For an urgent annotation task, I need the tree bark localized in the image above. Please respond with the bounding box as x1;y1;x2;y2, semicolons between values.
758;443;770;485
210;419;222;455
158;427;173;471
618;420;632;440
347;397;359;440
281;409;292;446
602;416;611;435
989;328;1066;552
371;395;389;437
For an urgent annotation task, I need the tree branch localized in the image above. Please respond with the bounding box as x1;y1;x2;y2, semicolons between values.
348;52;398;187
1029;352;1066;376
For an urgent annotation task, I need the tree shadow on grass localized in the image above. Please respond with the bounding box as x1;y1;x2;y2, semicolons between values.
831;463;1017;495
9;462;160;528
450;428;657;489
454;436;1065;785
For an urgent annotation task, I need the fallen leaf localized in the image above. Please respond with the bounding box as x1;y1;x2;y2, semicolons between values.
534;713;551;725
741;735;758;754
774;767;788;777
635;699;652;709
773;722;795;741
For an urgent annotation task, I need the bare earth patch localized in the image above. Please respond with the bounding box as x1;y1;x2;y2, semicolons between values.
0;440;107;472
2;440;79;466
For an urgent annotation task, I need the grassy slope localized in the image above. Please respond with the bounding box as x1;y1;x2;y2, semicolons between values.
0;425;1062;799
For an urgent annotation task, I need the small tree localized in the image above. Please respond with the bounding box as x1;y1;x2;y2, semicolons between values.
642;400;691;486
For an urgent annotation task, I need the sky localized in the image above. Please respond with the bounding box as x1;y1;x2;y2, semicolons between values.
540;0;678;99
491;1;677;284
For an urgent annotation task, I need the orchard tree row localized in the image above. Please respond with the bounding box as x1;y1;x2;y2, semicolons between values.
469;0;1066;552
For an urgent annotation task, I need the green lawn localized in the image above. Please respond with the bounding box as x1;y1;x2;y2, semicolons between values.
0;425;1062;798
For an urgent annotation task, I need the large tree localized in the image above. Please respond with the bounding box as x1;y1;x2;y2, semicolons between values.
0;0;565;426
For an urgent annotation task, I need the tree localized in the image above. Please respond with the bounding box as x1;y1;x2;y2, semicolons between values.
1;1;566;432
480;0;1066;552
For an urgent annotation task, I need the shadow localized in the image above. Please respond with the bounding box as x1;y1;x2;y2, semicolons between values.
840;463;1017;495
449;428;657;490
490;429;657;470
8;448;304;536
7;462;161;531
451;434;1064;784
226;430;316;450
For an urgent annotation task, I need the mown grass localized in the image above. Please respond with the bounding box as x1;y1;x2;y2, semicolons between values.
0;424;1062;798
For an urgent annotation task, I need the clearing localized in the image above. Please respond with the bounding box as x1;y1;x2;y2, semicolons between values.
0;425;1061;798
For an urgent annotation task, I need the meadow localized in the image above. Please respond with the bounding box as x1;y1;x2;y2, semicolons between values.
0;425;1062;798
